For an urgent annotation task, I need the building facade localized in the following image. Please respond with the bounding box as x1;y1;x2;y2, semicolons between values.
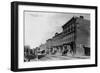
45;16;90;57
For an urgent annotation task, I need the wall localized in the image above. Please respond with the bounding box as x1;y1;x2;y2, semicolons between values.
75;18;90;56
0;0;99;73
76;18;90;47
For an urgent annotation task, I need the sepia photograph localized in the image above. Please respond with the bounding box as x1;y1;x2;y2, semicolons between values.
24;11;90;62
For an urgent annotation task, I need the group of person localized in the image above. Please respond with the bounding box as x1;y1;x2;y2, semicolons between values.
47;45;74;56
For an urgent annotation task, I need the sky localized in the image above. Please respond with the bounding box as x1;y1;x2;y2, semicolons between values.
24;11;90;49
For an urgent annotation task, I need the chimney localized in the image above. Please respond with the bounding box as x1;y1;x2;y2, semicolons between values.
55;32;59;36
80;16;84;19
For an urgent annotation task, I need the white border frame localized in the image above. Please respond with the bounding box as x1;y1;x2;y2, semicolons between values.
18;5;96;69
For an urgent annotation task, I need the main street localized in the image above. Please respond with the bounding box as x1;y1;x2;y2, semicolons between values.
30;55;90;61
